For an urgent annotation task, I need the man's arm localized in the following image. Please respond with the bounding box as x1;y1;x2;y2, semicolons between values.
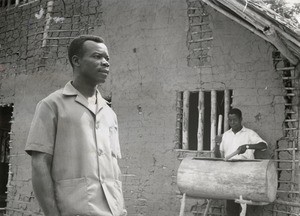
214;135;223;158
31;151;60;216
214;145;225;158
237;142;267;154
214;145;221;158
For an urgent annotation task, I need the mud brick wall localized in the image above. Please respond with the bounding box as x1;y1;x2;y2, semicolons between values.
0;2;48;215
0;0;296;215
0;1;46;76
0;0;108;215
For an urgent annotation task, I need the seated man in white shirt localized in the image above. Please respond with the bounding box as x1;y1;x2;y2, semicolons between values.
214;108;267;216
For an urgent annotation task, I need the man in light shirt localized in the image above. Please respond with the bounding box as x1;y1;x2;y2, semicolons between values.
25;35;127;216
214;108;267;216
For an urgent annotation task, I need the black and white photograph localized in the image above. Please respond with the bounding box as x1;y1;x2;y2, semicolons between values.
0;0;300;215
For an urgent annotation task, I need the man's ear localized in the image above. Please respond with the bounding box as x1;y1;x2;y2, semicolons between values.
72;55;80;67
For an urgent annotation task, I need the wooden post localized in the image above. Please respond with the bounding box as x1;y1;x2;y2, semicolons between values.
217;115;223;135
182;91;190;150
197;90;204;151
42;1;54;48
175;92;183;149
240;195;247;216
210;90;217;153
179;193;186;216
214;115;223;158
203;199;211;216
224;90;230;132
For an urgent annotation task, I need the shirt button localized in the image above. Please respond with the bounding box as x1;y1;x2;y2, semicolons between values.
95;122;100;129
98;149;103;156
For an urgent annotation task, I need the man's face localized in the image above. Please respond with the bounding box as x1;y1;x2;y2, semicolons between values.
77;40;110;84
228;114;242;131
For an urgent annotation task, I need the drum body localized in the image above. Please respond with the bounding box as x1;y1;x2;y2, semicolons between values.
177;157;277;202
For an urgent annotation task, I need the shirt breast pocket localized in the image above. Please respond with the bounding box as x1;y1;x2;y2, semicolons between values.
55;177;90;216
98;122;110;136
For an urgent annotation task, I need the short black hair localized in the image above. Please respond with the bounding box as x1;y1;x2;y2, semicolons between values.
228;108;242;119
68;35;105;67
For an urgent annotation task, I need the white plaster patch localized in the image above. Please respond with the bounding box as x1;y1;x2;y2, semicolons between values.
35;8;44;19
52;17;65;23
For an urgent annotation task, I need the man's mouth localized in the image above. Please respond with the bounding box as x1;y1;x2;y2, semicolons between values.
98;69;109;74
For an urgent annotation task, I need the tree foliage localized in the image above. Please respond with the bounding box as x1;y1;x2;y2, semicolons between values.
263;0;300;26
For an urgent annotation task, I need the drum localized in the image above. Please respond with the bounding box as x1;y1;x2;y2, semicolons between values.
177;157;277;203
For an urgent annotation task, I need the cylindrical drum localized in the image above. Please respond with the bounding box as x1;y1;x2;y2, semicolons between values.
177;157;277;203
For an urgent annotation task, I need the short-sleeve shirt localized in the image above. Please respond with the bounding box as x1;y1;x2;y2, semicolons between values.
25;81;127;216
219;127;267;160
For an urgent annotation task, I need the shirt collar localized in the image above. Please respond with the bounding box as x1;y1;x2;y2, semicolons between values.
63;81;108;114
230;126;246;134
62;81;80;96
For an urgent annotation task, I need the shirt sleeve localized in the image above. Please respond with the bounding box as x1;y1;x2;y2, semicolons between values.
25;100;57;156
249;130;267;145
109;111;122;159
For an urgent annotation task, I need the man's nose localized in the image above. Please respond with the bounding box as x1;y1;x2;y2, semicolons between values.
101;59;110;67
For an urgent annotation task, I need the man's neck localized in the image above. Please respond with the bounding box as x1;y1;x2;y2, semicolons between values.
72;77;98;98
232;126;243;134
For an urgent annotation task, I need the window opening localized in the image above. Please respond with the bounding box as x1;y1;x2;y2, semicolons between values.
176;90;232;151
0;105;13;212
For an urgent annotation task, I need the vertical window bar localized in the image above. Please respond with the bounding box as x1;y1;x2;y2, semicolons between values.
224;89;230;131
7;0;11;8
210;90;217;153
174;91;183;149
197;90;204;151
182;91;190;150
217;114;223;135
15;0;19;6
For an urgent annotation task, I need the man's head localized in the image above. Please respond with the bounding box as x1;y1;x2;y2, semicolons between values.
228;108;243;132
68;35;110;84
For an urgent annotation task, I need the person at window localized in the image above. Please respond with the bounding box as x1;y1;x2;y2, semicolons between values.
214;108;267;216
25;35;127;216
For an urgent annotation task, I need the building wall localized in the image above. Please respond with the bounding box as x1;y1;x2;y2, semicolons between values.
97;1;285;215
0;0;288;215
